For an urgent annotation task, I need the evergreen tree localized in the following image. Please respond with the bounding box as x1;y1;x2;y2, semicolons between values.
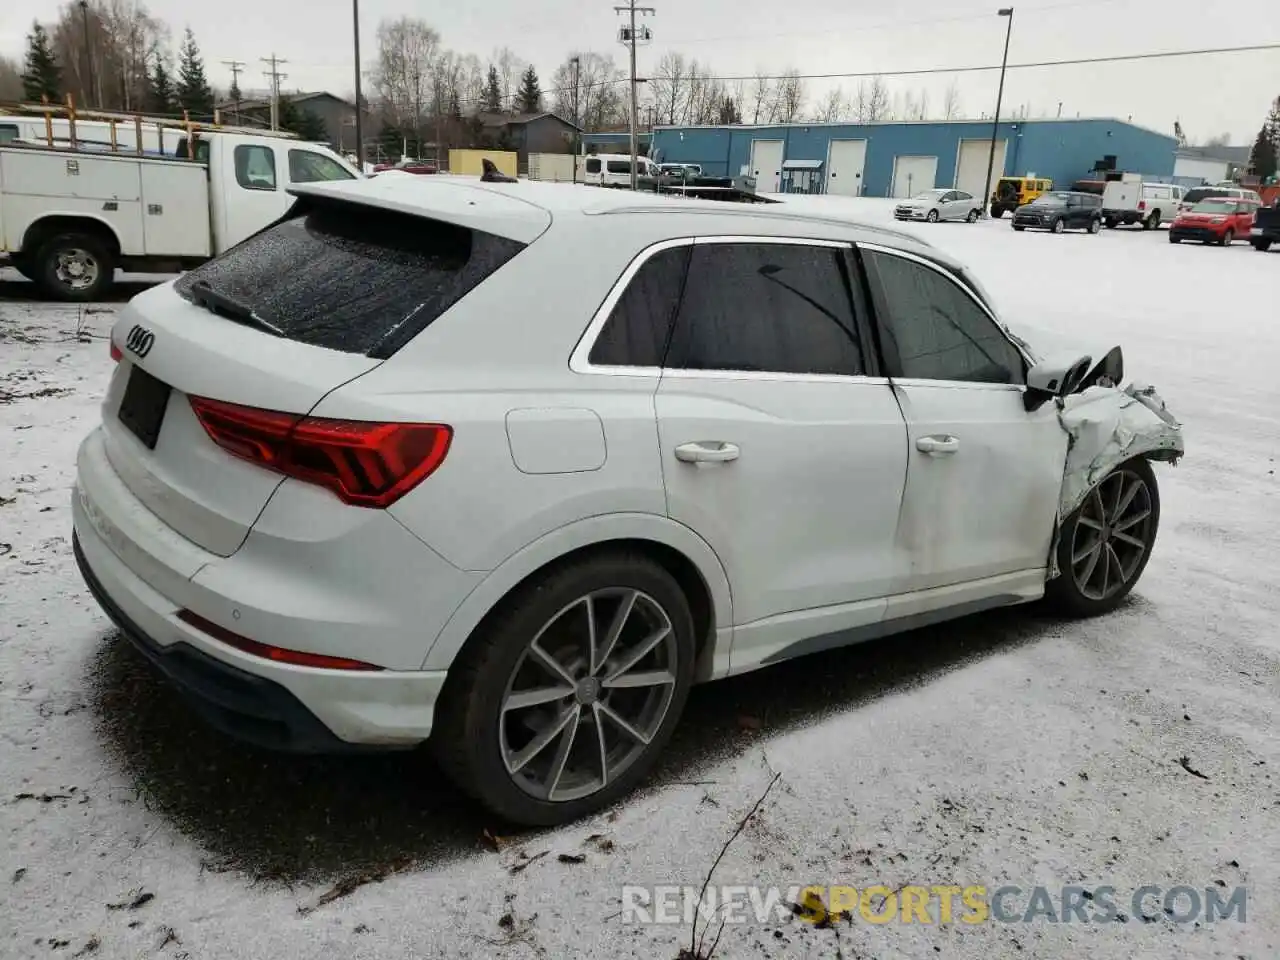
1251;126;1277;181
483;66;502;112
517;64;542;114
228;77;242;104
1268;95;1280;154
295;108;329;143
449;89;463;123
175;27;214;118
276;95;302;133
20;21;61;102
717;96;742;125
148;55;175;115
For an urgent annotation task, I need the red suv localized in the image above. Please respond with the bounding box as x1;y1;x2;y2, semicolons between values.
1169;198;1259;246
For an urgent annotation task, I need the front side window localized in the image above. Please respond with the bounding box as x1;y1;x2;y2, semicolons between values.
288;149;356;183
234;144;277;191
664;242;865;377
863;250;1024;385
588;245;690;367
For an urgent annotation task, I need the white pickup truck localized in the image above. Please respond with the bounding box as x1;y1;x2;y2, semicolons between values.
0;117;360;300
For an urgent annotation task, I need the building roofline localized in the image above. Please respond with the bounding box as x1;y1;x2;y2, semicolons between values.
653;116;1176;142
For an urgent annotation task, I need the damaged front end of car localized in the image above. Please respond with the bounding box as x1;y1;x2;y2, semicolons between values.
1044;348;1185;580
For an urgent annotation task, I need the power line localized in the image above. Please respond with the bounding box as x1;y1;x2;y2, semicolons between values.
261;54;288;130
222;59;245;121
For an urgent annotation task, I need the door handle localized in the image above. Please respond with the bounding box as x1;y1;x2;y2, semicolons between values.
675;441;740;464
916;435;959;456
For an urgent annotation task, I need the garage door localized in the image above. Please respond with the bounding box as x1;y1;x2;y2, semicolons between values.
826;139;867;196
955;139;1008;200
750;139;784;194
891;156;938;198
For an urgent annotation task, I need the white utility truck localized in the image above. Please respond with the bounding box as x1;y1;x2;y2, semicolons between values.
0;104;361;300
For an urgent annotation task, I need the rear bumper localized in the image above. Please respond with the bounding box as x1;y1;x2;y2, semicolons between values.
1102;209;1141;223
74;535;376;753
72;426;462;750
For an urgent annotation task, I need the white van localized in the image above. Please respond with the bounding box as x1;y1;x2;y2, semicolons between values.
583;154;656;187
1101;180;1185;229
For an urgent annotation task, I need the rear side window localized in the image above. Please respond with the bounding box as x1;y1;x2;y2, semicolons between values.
589;245;690;367
585;158;601;174
234;144;277;190
0;124;20;143
664;242;865;376
607;160;632;174
288;149;355;183
863;250;1024;385
173;198;526;358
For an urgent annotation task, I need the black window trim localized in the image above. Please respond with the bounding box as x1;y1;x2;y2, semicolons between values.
234;143;278;192
570;234;888;383
857;241;1032;391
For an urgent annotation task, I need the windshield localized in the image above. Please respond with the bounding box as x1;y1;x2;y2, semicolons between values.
1183;188;1229;204
1190;200;1236;214
1031;193;1069;205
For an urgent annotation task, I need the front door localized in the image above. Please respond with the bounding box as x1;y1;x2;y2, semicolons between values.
858;243;1070;619
655;237;909;668
750;140;784;194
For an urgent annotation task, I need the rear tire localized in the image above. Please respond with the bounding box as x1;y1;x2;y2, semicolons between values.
990;206;1005;218
1254;239;1274;251
1013;225;1026;232
1045;458;1161;618
1105;218;1118;229
34;233;114;302
432;550;696;826
966;209;980;223
1145;211;1161;230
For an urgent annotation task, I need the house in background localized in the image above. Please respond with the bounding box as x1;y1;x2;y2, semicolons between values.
215;91;379;155
477;112;581;173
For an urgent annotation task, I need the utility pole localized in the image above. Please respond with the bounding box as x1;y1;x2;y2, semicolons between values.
261;54;288;130
78;0;95;109
413;67;422;160
615;1;655;190
222;60;245;122
982;7;1014;218
571;55;580;183
352;0;364;170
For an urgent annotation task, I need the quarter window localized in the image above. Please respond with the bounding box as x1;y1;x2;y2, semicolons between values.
863;250;1024;385
588;245;690;367
664;242;865;376
234;144;277;191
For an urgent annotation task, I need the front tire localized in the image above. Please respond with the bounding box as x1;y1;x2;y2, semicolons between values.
432;551;696;826
1220;229;1234;246
1013;225;1026;231
926;209;939;223
1088;218;1101;234
1052;218;1065;234
990;206;1005;218
34;233;114;302
1045;458;1161;618
1254;239;1274;251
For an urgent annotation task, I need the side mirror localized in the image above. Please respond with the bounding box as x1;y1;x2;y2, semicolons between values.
1024;353;1092;412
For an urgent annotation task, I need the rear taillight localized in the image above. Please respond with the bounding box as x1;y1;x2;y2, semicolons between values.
177;609;383;670
187;396;452;508
110;342;122;362
1138;200;1146;210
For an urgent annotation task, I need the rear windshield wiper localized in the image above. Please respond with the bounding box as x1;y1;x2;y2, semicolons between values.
187;280;284;337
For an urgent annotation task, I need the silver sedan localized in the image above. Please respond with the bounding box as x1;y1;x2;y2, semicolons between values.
894;189;983;223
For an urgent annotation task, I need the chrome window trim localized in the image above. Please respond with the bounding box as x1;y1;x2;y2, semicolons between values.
569;234;871;381
857;241;1036;378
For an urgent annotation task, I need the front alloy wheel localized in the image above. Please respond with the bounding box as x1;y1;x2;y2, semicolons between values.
1046;458;1160;617
926;209;939;223
1052;218;1065;234
432;552;695;825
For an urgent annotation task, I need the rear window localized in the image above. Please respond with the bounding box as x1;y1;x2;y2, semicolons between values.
173;198;526;358
585;158;601;174
1183;187;1230;204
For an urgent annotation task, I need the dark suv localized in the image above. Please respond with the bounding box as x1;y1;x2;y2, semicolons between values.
1012;191;1104;234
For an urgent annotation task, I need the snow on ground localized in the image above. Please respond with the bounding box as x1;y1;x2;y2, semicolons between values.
1;206;1279;959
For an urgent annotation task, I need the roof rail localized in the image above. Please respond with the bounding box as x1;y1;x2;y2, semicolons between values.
0;95;300;154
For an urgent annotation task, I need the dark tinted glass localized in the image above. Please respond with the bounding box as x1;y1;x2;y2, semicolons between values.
865;251;1023;385
589;245;690;367
174;198;525;358
665;243;864;376
586;158;602;173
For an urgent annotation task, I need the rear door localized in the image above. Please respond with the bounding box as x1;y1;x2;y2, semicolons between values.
105;190;539;556
655;237;910;666
220;140;289;249
858;243;1069;617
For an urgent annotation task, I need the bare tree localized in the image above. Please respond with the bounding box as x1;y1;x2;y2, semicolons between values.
942;80;962;120
650;51;692;125
773;68;806;123
550;51;626;131
686;61;726;125
749;68;774;124
812;85;846;123
493;47;524;111
370;16;441;132
47;0;168;112
854;75;890;122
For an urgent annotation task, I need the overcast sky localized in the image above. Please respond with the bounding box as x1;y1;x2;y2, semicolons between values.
3;0;1278;142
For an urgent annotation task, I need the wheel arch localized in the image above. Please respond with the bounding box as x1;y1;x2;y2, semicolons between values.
22;214;123;258
422;513;733;682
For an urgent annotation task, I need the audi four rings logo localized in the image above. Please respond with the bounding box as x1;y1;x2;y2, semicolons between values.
124;324;155;358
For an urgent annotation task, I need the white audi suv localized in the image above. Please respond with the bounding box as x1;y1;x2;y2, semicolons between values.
73;173;1184;825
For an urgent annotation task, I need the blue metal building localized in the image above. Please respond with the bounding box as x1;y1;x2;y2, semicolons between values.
649;118;1177;198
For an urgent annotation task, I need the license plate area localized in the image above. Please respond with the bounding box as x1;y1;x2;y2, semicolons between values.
117;365;172;450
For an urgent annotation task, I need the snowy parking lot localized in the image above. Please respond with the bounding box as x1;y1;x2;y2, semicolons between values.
1;198;1278;959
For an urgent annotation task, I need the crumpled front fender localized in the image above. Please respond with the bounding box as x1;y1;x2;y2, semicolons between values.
1047;383;1184;578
